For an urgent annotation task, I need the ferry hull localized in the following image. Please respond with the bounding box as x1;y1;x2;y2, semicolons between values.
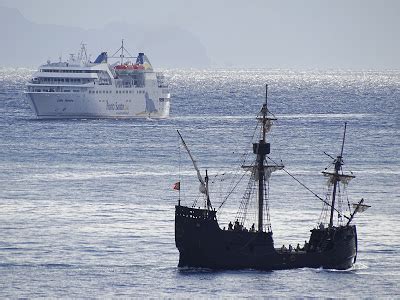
175;206;357;270
25;92;170;119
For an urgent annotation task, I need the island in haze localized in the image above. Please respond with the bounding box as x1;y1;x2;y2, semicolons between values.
0;6;210;68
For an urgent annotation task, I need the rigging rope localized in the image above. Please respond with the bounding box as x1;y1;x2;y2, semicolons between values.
217;120;260;211
266;156;350;220
217;171;248;211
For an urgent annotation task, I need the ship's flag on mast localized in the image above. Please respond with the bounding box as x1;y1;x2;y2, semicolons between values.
173;181;181;191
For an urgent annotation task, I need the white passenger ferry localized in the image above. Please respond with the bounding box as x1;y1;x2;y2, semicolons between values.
25;42;170;119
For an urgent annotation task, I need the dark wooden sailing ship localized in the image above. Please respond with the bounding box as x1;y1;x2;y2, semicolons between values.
174;85;369;270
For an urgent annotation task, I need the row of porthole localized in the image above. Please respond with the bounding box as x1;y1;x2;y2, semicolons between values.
89;90;145;94
97;100;133;103
33;89;80;93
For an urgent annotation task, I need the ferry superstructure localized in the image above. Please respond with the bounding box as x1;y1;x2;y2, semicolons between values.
25;42;170;119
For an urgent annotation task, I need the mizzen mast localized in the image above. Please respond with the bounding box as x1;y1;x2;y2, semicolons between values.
177;130;212;210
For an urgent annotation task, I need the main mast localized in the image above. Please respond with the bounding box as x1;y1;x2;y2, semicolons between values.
254;85;274;232
329;122;347;228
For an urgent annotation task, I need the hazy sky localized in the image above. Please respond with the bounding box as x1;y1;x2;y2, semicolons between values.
1;0;399;69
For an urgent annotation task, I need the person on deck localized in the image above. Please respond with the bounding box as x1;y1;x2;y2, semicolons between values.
303;240;308;250
234;219;240;231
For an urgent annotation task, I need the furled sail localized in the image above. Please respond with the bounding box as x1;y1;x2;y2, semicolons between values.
256;117;274;133
322;171;355;186
352;203;370;213
242;164;284;180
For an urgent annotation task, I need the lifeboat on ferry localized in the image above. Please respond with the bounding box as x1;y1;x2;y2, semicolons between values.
115;64;128;70
114;64;145;71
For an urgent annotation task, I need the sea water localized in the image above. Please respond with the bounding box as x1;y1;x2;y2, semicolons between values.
0;68;399;297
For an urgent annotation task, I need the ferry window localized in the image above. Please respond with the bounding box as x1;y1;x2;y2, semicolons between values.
73;90;79;92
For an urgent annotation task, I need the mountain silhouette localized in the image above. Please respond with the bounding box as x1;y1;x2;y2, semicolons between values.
0;6;210;68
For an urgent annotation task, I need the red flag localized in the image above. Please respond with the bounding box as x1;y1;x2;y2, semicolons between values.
173;181;180;191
